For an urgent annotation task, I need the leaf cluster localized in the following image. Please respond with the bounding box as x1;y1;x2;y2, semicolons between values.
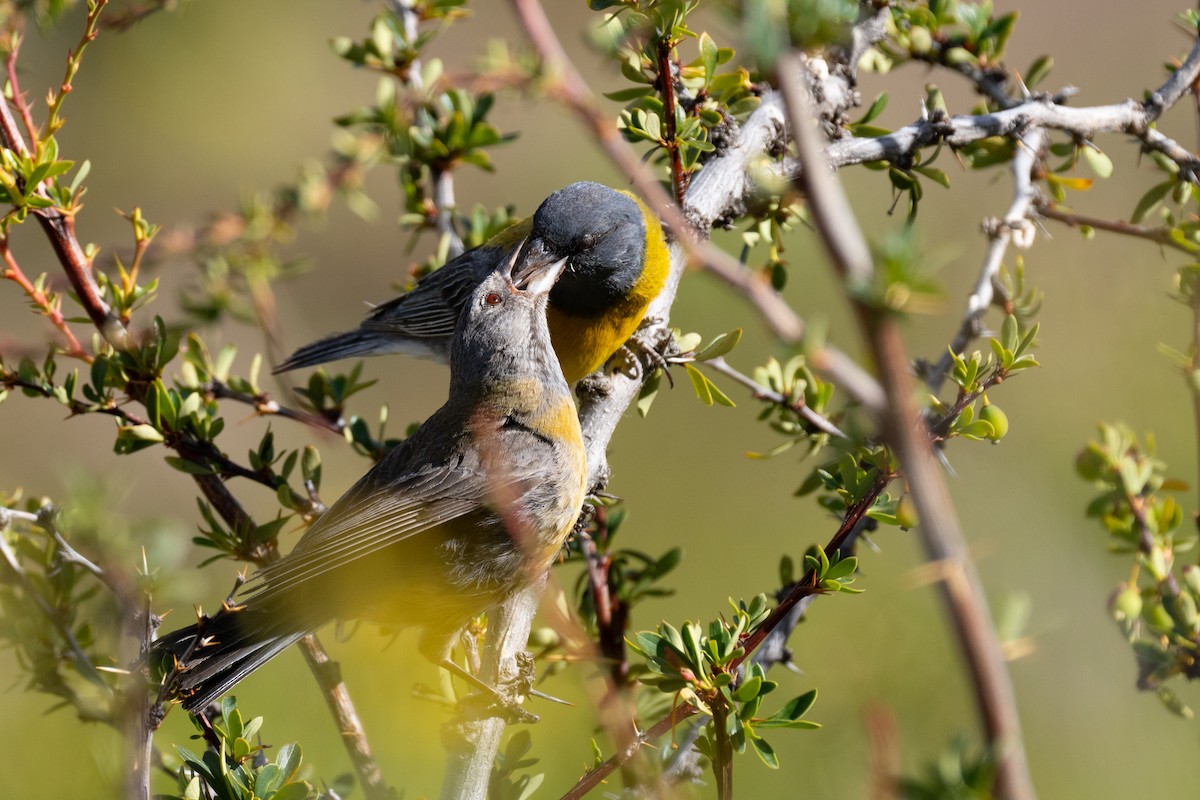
164;697;332;800
1076;424;1200;716
628;595;820;772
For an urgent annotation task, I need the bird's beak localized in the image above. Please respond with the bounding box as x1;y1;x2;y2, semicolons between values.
517;255;568;296
511;238;568;294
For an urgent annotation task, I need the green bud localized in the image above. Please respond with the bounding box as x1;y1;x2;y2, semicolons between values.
1075;444;1108;482
1110;584;1142;623
979;404;1009;441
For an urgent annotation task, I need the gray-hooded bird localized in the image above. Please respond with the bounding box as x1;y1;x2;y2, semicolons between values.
275;181;670;383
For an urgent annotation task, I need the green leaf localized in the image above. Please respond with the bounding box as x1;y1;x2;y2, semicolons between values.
734;675;762;703
693;328;743;361
1025;55;1053;87
699;32;719;89
685;362;713;405
760;689;817;727
637;368;662;417
274;743;302;780
858;92;888;124
271;783;313;800
913;165;950;188
1081;144;1113;179
823;555;858;581
1131;180;1173;223
750;735;780;768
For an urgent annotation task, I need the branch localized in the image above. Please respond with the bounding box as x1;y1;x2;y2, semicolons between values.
1034;198;1198;254
204;379;342;434
297;634;390;800
5;39;38;146
779;53;1036;800
701;355;847;439
923;128;1044;394
440;579;545;799
655;35;686;204
0;235;89;360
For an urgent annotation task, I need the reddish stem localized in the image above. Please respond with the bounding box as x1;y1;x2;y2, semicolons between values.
6;42;38;147
655;36;686;204
0;236;88;360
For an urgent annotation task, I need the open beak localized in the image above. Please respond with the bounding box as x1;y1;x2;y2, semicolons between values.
511;238;568;295
517;255;568;295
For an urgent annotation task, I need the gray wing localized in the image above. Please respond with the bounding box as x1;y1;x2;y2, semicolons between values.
361;225;529;340
243;458;505;601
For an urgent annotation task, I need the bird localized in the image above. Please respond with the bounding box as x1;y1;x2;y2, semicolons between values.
274;181;670;384
155;255;587;712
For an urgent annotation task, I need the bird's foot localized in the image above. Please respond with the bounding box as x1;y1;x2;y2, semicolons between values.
616;319;678;387
441;652;567;724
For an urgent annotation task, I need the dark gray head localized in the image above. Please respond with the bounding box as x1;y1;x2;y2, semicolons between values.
510;182;647;318
450;257;568;395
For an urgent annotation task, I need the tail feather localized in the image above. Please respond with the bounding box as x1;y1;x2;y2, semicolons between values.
155;606;305;712
274;329;403;373
276;324;455;373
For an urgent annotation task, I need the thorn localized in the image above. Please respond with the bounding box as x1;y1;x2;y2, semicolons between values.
528;687;573;706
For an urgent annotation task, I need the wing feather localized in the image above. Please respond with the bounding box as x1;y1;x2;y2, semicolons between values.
243;463;518;600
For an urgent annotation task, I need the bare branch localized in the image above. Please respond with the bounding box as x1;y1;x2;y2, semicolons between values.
1034;198;1197;254
298;634;390;800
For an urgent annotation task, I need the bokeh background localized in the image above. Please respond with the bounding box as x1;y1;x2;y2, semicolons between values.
2;1;1198;797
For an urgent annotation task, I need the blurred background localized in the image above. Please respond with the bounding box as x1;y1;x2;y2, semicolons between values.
2;1;1199;797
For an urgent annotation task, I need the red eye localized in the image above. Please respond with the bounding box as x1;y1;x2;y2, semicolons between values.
485;292;502;306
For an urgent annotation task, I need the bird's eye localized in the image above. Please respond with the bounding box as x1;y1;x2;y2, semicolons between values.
484;292;502;306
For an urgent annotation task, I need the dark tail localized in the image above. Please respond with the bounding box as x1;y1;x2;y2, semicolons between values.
273;329;391;374
154;605;305;712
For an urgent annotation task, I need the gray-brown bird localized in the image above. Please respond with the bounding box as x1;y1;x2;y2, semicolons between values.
155;255;586;711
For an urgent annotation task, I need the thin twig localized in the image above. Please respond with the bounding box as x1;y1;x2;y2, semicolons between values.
204;379;342;433
297;634;390;800
656;35;686;205
924;128;1045;394
130;589;156;800
0;235;89;360
5;38;39;145
1034;199;1198;254
779;54;1036;800
702;355;847;439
